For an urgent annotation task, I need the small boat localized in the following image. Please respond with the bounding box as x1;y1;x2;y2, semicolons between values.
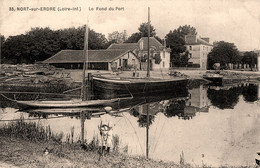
15;98;124;108
23;107;105;114
1;93;132;109
203;72;223;85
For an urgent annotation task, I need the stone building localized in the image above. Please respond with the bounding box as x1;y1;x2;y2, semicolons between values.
185;35;213;69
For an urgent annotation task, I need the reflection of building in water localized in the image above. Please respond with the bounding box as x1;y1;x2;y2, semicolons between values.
258;84;260;100
136;102;162;116
187;85;209;112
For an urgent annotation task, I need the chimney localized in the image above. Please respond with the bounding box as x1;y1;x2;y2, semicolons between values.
139;39;143;50
201;37;210;43
185;35;197;43
163;39;166;47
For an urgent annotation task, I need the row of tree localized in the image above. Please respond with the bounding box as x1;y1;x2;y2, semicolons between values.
208;41;258;70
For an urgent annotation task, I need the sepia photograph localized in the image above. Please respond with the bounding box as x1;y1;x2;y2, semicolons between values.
0;0;260;167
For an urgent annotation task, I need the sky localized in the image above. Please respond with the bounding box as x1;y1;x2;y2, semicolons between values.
0;0;260;51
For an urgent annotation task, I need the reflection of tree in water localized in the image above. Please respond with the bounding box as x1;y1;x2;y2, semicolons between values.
163;100;186;118
137;115;155;127
27;112;81;119
242;84;258;102
207;86;243;109
130;107;155;127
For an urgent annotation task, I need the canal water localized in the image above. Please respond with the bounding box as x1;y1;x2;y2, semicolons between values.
0;83;260;167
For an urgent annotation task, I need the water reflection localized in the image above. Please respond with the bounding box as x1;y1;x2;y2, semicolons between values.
0;83;260;167
207;83;259;109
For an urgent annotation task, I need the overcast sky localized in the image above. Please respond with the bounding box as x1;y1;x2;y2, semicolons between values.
0;0;260;51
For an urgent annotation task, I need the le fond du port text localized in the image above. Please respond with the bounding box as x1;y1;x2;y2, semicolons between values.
9;7;81;12
89;7;124;11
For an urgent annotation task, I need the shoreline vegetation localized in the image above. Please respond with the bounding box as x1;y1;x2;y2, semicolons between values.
0;118;181;168
0;117;254;168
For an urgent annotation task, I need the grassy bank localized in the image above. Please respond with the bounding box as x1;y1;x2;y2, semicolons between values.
0;117;255;167
0;118;181;168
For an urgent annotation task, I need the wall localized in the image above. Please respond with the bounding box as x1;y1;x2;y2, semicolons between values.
258;55;260;71
111;52;140;70
186;44;213;69
152;50;170;70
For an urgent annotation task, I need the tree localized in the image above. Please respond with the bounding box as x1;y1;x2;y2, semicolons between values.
207;41;240;69
1;26;108;64
138;22;156;37
125;32;141;43
165;25;197;67
108;30;127;44
125;22;157;43
241;51;257;70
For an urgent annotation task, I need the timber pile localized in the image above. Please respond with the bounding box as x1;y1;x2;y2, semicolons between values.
1;64;56;78
168;71;189;78
0;64;78;94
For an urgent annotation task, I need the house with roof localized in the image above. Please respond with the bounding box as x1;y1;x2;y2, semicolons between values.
42;49;140;71
185;35;213;69
107;37;171;70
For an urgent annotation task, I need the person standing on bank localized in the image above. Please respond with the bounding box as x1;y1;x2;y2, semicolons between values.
99;108;114;154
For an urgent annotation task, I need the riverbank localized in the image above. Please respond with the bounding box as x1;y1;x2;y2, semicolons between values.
0;135;185;168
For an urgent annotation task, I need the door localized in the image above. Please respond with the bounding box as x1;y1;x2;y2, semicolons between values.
123;59;128;69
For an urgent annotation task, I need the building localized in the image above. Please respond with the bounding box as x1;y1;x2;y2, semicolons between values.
255;50;260;71
108;37;171;70
185;35;213;69
186;85;209;112
42;49;140;71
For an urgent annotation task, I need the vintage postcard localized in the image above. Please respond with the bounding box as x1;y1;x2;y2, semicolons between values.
0;0;260;167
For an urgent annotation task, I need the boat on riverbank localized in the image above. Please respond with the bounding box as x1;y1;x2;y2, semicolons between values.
203;72;223;85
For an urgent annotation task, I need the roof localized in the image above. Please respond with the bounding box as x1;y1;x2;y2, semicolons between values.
107;37;170;52
138;37;164;50
107;43;138;50
185;35;213;46
43;49;133;64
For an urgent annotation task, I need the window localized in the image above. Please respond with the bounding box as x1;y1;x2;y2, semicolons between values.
189;46;192;50
119;59;121;66
189;53;192;58
163;52;165;58
163;62;165;68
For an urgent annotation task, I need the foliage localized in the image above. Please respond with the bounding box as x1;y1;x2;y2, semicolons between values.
171;51;190;67
140;54;148;62
137;115;155;127
125;22;157;43
0;117;63;143
207;41;240;69
165;25;197;66
207;86;242;109
124;32;141;43
0;34;4;46
242;84;258;102
2;26;107;64
108;30;127;44
241;51;257;70
153;53;162;64
138;22;156;37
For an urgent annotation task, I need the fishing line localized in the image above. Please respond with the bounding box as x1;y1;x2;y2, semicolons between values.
121;112;145;155
152;113;167;153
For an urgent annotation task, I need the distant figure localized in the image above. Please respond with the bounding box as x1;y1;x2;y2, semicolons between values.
99;112;114;154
